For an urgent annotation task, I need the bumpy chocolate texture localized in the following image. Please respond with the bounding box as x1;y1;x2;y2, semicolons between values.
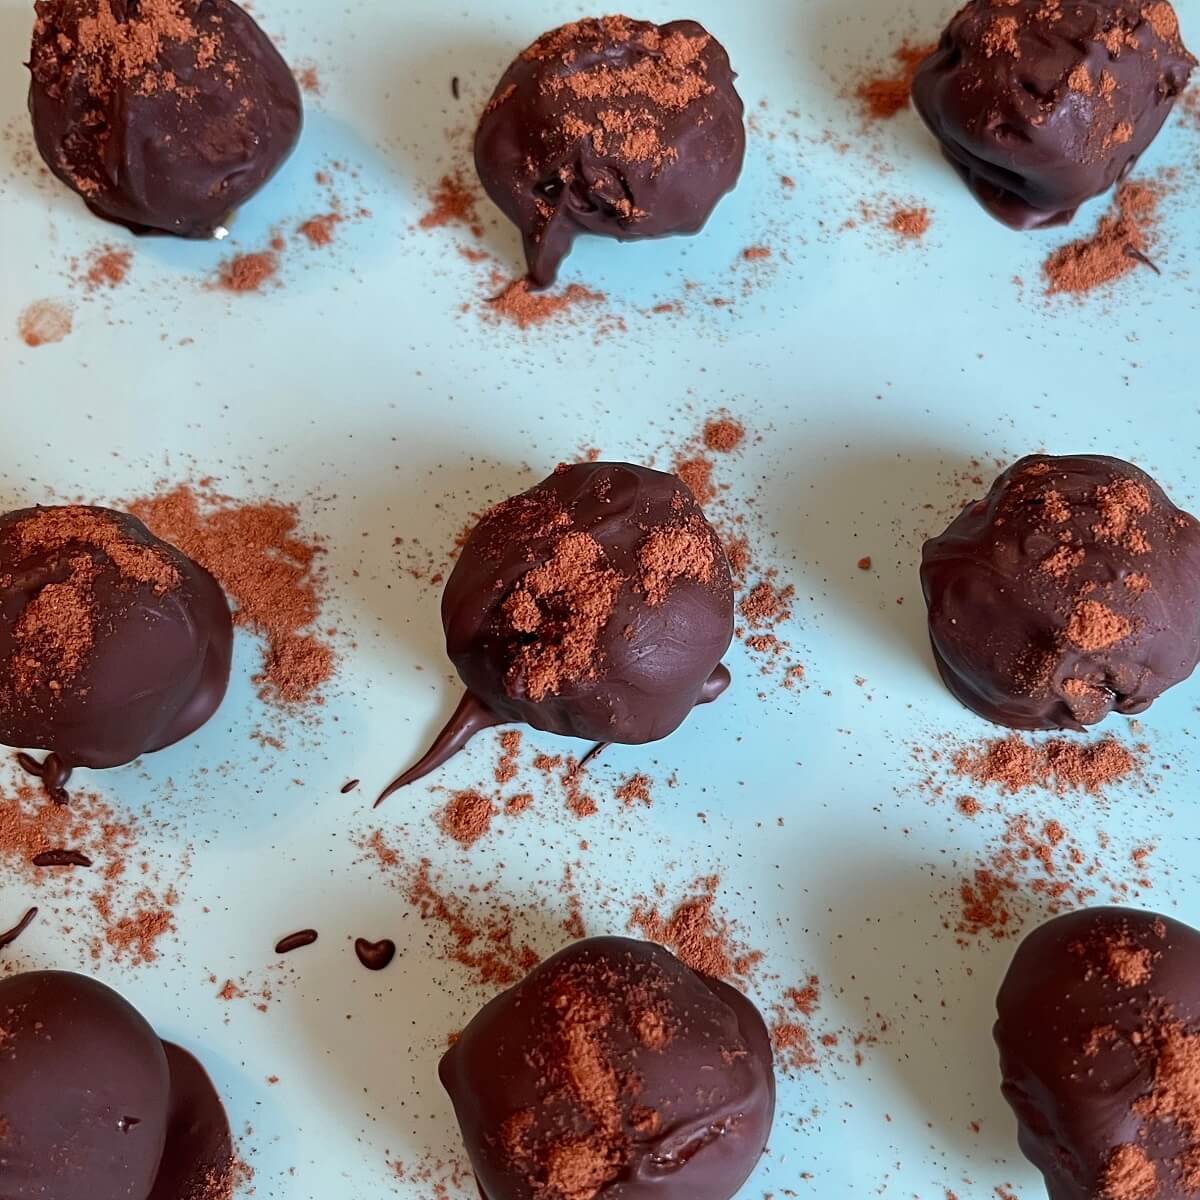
383;462;734;796
0;970;233;1200
0;505;233;771
28;0;302;237
448;462;734;739
996;907;1200;1200
911;0;1194;229
440;936;776;1200
920;454;1200;731
475;16;746;286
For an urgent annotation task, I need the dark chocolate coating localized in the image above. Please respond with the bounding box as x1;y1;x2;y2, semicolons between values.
28;0;302;237
0;971;168;1198
443;462;734;746
912;0;1194;229
440;936;776;1200
0;971;232;1200
475;16;745;286
920;455;1200;730
0;505;233;770
996;907;1200;1200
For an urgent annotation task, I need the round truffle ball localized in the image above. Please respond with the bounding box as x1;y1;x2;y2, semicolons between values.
475;16;746;287
996;907;1200;1200
445;462;734;745
28;0;302;237
0;970;234;1200
0;504;233;770
912;0;1194;229
920;454;1200;730
0;970;171;1200
440;936;776;1200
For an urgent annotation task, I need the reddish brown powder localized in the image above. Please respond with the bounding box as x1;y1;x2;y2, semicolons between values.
419;172;483;237
888;206;931;239
629;876;761;981
129;484;333;704
614;774;653;808
637;519;715;605
439;790;497;847
486;279;608;331
361;839;540;988
673;455;716;506
0;780;178;966
297;213;341;247
81;245;132;290
1044;182;1162;295
294;63;322;94
18;300;72;347
950;734;1141;796
216;251;278;293
504;532;623;701
1066;600;1133;651
703;416;745;452
855;41;936;120
1099;1144;1157;1200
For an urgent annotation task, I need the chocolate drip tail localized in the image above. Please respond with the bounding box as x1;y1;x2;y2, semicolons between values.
375;692;504;807
15;752;72;804
377;664;732;806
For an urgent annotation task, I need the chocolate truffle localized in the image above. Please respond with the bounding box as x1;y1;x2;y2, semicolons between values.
0;970;234;1200
474;16;746;287
0;505;233;790
440;936;776;1200
28;0;302;237
912;0;1194;229
920;454;1200;730
996;907;1200;1200
381;463;734;798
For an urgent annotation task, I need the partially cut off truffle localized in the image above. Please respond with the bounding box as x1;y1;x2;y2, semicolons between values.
0;505;233;790
440;936;776;1200
474;16;746;286
920;454;1200;730
996;907;1200;1200
28;0;302;236
912;0;1194;229
0;970;234;1200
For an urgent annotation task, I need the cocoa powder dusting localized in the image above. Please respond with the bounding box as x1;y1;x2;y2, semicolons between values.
129;483;333;704
1044;181;1163;296
855;41;937;120
18;300;72;347
216;251;278;294
486;279;609;331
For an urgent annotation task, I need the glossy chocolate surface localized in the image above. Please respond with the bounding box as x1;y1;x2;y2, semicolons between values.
440;936;776;1200
29;0;302;236
997;907;1200;1200
475;16;745;286
921;455;1200;730
0;505;233;771
912;0;1193;228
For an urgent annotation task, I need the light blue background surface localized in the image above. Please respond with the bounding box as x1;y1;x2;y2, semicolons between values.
2;0;1200;1195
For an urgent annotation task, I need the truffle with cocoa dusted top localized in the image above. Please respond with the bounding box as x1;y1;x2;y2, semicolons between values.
28;0;302;236
379;462;734;800
440;936;776;1200
0;505;232;793
0;969;235;1200
996;907;1200;1200
474;16;746;287
921;454;1200;730
911;0;1194;229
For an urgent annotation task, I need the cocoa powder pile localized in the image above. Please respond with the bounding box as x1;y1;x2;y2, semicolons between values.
855;41;936;120
1044;181;1164;296
129;483;334;704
